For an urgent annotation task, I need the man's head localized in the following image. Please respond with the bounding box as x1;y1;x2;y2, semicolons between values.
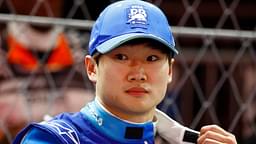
85;0;178;122
88;0;178;57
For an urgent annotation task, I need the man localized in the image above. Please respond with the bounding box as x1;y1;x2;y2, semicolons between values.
13;0;237;143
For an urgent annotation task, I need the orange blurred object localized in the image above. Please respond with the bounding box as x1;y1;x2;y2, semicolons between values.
7;33;73;72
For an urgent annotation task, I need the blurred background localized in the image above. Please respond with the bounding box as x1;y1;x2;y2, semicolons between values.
0;0;255;143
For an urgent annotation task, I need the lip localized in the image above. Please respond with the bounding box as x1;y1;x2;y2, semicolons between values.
125;87;149;97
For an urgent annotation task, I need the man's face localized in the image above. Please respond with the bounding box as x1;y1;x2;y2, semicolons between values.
86;43;173;122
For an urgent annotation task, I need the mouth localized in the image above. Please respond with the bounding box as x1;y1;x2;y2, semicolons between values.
125;87;149;97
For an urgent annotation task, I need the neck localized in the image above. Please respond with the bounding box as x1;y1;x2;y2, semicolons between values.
97;98;155;123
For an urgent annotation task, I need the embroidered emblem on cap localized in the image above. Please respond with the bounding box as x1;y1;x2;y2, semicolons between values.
127;5;148;28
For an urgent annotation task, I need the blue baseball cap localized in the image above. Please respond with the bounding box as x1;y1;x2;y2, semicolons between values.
88;0;178;56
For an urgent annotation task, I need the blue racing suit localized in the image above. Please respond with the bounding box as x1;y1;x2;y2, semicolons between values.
13;100;155;144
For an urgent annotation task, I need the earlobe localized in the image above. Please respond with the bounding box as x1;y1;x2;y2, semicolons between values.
84;55;97;83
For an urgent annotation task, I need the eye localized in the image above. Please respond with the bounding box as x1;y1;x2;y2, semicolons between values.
115;54;128;60
146;55;159;62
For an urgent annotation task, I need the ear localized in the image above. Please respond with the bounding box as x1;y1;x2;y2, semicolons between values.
168;58;174;83
84;55;97;83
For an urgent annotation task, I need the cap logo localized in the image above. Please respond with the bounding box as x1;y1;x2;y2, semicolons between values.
127;5;148;28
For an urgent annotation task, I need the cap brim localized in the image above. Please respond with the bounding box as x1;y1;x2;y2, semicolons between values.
96;33;178;55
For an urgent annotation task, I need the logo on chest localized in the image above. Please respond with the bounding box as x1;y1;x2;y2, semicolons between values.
43;120;80;144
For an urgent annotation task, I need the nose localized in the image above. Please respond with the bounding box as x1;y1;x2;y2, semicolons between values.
127;67;147;82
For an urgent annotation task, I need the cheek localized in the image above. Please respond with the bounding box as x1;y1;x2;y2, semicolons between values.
150;65;170;84
149;66;170;97
97;65;127;101
98;64;126;85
